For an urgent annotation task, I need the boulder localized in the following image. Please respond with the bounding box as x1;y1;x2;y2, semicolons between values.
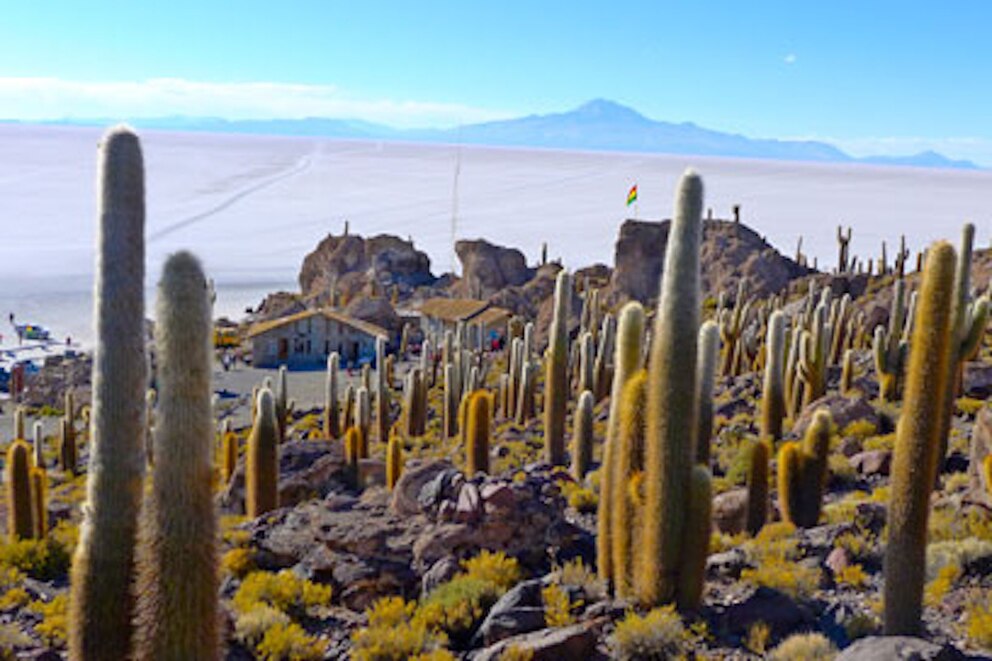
344;295;402;335
716;586;812;640
850;450;892;477
608;218;808;305
793;394;878;437
298;231;434;300
712;488;749;535
836;636;968;661
455;238;534;298
470;621;602;661
473;579;545;646
963;363;992;399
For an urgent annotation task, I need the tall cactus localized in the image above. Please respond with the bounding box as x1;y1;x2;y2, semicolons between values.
386;433;403;490
5;440;33;540
324;352;340;439
571;390;594;481
639;170;707;607
936;224;989;469
578;331;595;395
593;313;616;400
611;370;647;599
544;270;571;465
761;311;787;443
516;361;536;424
31;466;47;539
777;409;831;528
695;321;720;465
221;431;238;484
718;281;751;376
444;363;459;438
840;348;855;395
746;440;770;535
133;251;219;659
873;278;909;402
13;406;25;441
375;336;389;446
32;421;44;469
884;241;956;636
275;365;289;441
465;391;491;476
246;389;279;518
69;126;148;660
59;417;78;475
596;302;645;585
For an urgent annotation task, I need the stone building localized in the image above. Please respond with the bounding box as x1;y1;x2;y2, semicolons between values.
247;309;389;369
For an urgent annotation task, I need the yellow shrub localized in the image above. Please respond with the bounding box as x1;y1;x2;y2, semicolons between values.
745;621;771;654
610;606;684;660
966;596;992;651
255;621;325;661
541;584;575;628
563;484;598;513
416;577;502;639
0;537;71;581
924;564;961;607
741;523;819;598
557;557;605;600
0;588;29;610
234;605;290;647
769;632;837;660
835;564;869;590
221;548;257;578
460;551;521;591
863;433;895;452
29;594;67;646
233;570;333;617
351;596;448;661
842;420;877;439
0;623;31;657
498;646;535;661
956;397;985;417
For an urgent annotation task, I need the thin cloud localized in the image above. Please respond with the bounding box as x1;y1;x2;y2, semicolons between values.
0;77;510;129
784;54;797;65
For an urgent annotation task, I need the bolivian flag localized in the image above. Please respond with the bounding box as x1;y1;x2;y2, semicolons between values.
626;184;638;206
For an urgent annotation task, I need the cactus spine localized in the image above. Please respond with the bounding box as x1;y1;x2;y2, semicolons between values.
544;270;571;465
133;252;219;659
761;311;787;443
884;242;957;636
640;170;706;607
246;389;279;518
571;390;594;481
465;391;491;476
5;440;33;540
69;126;148;660
324;352;340;439
777;409;832;528
596;302;645;584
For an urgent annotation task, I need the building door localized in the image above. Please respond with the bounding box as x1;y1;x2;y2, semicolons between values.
278;338;289;361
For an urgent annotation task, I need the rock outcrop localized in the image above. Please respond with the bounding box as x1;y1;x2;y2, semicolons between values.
609;218;809;304
298;232;435;301
455;239;535;298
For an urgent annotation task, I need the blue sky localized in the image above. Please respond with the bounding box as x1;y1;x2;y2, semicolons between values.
2;1;990;162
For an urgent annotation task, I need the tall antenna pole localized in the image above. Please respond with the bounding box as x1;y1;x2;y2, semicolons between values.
450;128;463;275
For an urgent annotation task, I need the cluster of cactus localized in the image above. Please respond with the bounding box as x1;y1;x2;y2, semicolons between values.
777;409;832;528
873;278;910;401
596;301;645;590
836;225;852;273
884;241;957;636
595;172;713;610
69;128;221;658
717;281;752;376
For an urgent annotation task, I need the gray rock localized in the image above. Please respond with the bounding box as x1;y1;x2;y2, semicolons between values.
850;450;892;477
717;586;811;639
471;621;601;661
391;460;454;515
836;636;969;661
707;547;748;580
712;488;749;535
422;556;461;596
794;394;878;438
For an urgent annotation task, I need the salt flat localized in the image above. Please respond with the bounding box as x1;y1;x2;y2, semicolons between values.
0;123;990;347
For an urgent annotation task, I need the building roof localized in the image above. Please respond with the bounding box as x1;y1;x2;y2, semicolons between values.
417;298;491;322
473;306;513;328
246;308;389;340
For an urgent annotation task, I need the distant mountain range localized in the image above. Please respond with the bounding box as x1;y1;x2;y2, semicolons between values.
12;99;979;170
